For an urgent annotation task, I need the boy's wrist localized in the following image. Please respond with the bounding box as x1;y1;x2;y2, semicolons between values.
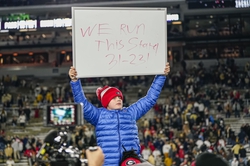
71;78;78;82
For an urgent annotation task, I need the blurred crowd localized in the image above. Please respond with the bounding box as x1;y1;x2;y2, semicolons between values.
0;58;250;165
135;96;250;166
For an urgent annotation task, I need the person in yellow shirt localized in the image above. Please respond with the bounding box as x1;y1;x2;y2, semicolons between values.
220;73;225;84
181;104;192;122
42;153;50;166
183;121;190;136
4;144;13;159
36;94;43;103
148;154;155;165
46;91;53;103
164;153;172;166
232;142;241;159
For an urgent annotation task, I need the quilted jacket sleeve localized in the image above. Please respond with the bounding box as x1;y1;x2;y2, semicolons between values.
127;75;166;121
70;80;100;126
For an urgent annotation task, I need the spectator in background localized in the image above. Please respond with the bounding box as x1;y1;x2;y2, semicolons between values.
245;90;250;99
34;84;41;98
162;140;171;157
164;153;172;166
232;142;241;159
152;148;161;160
148;153;155;165
6;157;15;166
225;105;232;119
4;144;13;159
143;118;149;128
233;101;241;118
217;102;223;113
21;79;26;87
11;75;17;87
11;138;20;160
172;154;181;166
0;129;5;136
181;60;187;73
141;146;151;161
45;91;53;103
231;158;239;166
2;93;12;109
0;82;4;100
0;110;7;129
155;154;163;166
12;117;18;127
4;75;11;85
238;129;246;144
41;153;50;166
138;89;143;98
34;107;39;118
246;157;250;166
178;145;185;161
55;84;61;99
23;105;31;123
239;145;247;164
238;158;245;166
18;112;26;128
17;94;23;108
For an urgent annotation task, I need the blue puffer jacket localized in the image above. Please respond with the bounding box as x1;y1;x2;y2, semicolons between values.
70;75;166;166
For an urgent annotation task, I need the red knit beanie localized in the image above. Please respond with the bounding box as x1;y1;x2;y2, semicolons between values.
96;86;123;108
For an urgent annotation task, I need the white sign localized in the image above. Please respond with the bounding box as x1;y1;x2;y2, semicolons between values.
72;7;167;78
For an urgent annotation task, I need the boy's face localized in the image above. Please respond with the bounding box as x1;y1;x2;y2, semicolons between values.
107;96;123;110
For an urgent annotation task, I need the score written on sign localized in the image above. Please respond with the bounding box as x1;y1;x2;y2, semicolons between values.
80;23;159;69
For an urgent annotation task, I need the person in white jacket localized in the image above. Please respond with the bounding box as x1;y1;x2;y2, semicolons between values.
141;146;151;160
152;148;161;160
162;140;171;157
18;112;26;127
11;139;20;160
6;157;15;166
231;158;239;166
18;140;23;154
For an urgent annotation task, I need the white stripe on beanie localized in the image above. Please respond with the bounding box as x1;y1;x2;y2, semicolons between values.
100;87;112;100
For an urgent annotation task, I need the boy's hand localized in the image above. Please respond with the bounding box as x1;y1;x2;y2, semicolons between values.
69;66;78;82
86;146;104;166
164;62;170;75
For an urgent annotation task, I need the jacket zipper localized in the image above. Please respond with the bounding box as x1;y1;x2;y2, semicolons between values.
117;111;121;160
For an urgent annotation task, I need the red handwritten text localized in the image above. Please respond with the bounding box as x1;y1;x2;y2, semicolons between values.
95;39;124;51
120;23;145;35
95;38;159;54
80;23;111;37
105;53;150;70
127;37;159;54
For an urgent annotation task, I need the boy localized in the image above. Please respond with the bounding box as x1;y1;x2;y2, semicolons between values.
69;63;170;166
